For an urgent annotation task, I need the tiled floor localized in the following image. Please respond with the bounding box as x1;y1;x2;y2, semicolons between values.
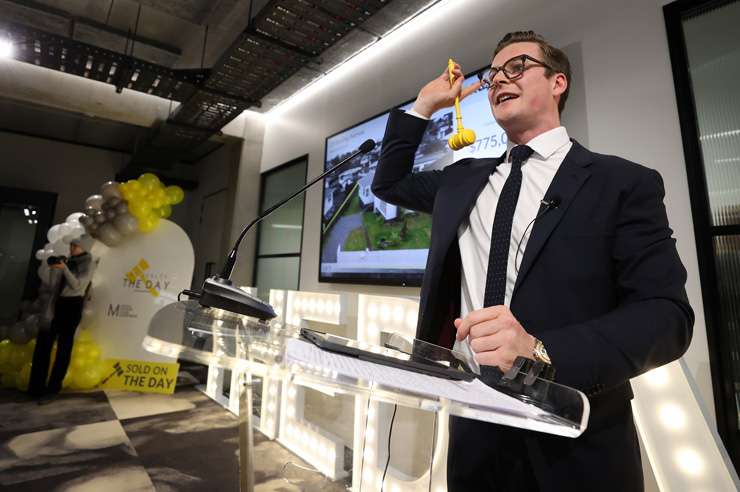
0;386;351;491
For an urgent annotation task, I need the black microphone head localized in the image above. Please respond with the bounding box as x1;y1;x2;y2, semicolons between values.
359;139;376;153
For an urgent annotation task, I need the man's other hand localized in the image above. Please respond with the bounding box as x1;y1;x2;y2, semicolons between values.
411;63;481;118
454;305;536;371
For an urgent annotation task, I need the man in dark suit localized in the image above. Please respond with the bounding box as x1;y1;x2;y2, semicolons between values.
372;31;693;491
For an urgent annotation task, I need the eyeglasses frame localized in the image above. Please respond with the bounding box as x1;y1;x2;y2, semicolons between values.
478;54;555;90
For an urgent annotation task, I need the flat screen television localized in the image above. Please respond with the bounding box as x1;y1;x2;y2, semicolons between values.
319;71;508;286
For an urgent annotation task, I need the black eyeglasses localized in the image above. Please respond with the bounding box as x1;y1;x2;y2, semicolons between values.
477;54;553;90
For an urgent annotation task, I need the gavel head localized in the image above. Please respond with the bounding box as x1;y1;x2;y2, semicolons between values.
448;128;477;150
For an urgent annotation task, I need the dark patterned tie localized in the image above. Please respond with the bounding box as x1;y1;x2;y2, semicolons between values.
483;144;534;307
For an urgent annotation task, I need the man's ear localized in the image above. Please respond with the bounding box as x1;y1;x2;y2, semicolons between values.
552;73;568;98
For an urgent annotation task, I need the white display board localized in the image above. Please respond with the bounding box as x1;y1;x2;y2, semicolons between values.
84;219;194;363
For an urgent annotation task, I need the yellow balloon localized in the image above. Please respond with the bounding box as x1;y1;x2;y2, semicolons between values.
17;363;32;391
10;346;26;369
72;342;89;356
138;214;160;233
74;365;103;390
128;200;152;218
126;179;143;193
138;173;160;192
62;369;74;389
165;185;184;205
87;344;101;361
148;194;165;209
2;372;16;389
77;330;93;343
71;356;87;370
157;205;172;218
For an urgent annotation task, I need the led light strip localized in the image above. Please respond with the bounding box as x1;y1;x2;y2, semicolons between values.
266;0;457;117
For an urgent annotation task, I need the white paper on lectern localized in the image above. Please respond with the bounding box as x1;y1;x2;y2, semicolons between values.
286;339;541;417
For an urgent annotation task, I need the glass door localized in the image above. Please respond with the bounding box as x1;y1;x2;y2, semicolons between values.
252;156;308;300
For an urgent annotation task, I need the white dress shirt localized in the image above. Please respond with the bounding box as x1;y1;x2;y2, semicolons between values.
458;127;572;316
406;109;572;358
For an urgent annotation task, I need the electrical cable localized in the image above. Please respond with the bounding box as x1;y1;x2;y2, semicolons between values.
380;404;398;492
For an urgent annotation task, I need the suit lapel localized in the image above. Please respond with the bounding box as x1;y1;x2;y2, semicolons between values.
434;155;503;260
511;141;593;299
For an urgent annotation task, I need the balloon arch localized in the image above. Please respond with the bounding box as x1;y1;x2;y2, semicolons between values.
0;173;185;391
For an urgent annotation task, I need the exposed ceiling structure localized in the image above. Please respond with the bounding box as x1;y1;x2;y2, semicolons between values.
0;0;439;179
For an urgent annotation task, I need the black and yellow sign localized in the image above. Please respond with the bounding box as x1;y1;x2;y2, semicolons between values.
100;358;180;394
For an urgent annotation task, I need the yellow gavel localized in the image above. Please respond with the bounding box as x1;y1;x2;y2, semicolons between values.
447;58;477;151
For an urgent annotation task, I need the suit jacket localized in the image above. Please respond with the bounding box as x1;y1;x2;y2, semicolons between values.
372;109;694;491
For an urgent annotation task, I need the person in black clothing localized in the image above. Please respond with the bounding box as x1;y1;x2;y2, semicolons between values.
29;235;95;401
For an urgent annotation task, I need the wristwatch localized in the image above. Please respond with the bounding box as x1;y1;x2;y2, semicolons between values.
532;338;551;364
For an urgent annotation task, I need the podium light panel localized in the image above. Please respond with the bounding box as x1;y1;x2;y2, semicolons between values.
631;360;739;490
277;289;350;480
355;294;447;492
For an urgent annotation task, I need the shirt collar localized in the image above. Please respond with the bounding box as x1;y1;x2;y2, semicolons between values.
505;126;570;162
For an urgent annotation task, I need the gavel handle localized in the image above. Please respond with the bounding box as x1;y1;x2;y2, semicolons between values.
448;58;465;130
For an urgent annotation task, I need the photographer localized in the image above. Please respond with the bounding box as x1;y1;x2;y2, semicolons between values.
29;235;95;402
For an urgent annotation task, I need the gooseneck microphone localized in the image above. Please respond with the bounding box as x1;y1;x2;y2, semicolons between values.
514;197;560;274
182;139;377;320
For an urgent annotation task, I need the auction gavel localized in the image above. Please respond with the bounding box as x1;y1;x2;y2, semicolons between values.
447;58;477;150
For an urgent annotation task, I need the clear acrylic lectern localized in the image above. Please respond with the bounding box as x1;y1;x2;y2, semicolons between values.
143;301;589;492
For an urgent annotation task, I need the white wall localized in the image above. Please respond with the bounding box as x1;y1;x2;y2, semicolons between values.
258;0;712;421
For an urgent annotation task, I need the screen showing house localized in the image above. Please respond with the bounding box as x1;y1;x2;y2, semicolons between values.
320;74;507;285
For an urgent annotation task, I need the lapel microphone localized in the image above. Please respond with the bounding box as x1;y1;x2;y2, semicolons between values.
514;196;561;274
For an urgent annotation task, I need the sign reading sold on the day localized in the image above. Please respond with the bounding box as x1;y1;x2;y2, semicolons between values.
99;358;180;394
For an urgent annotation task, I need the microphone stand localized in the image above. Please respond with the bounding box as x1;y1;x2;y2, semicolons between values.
182;139;377;320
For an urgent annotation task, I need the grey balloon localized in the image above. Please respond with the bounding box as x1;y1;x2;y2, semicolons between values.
101;181;122;201
84;206;98;217
116;202;128;214
94;210;106;224
79;215;94;227
8;323;30;344
97;222;122;246
85;194;104;210
105;208;117;220
113;213;138;235
107;197;121;208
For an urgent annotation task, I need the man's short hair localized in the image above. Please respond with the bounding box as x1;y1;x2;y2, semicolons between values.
493;31;571;115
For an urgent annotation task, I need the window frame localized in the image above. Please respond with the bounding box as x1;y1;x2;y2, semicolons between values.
664;0;740;470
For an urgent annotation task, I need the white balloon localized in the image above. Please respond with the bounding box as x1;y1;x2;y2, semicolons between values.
65;212;86;224
73;224;85;236
47;224;62;243
51;240;69;257
35;249;48;260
